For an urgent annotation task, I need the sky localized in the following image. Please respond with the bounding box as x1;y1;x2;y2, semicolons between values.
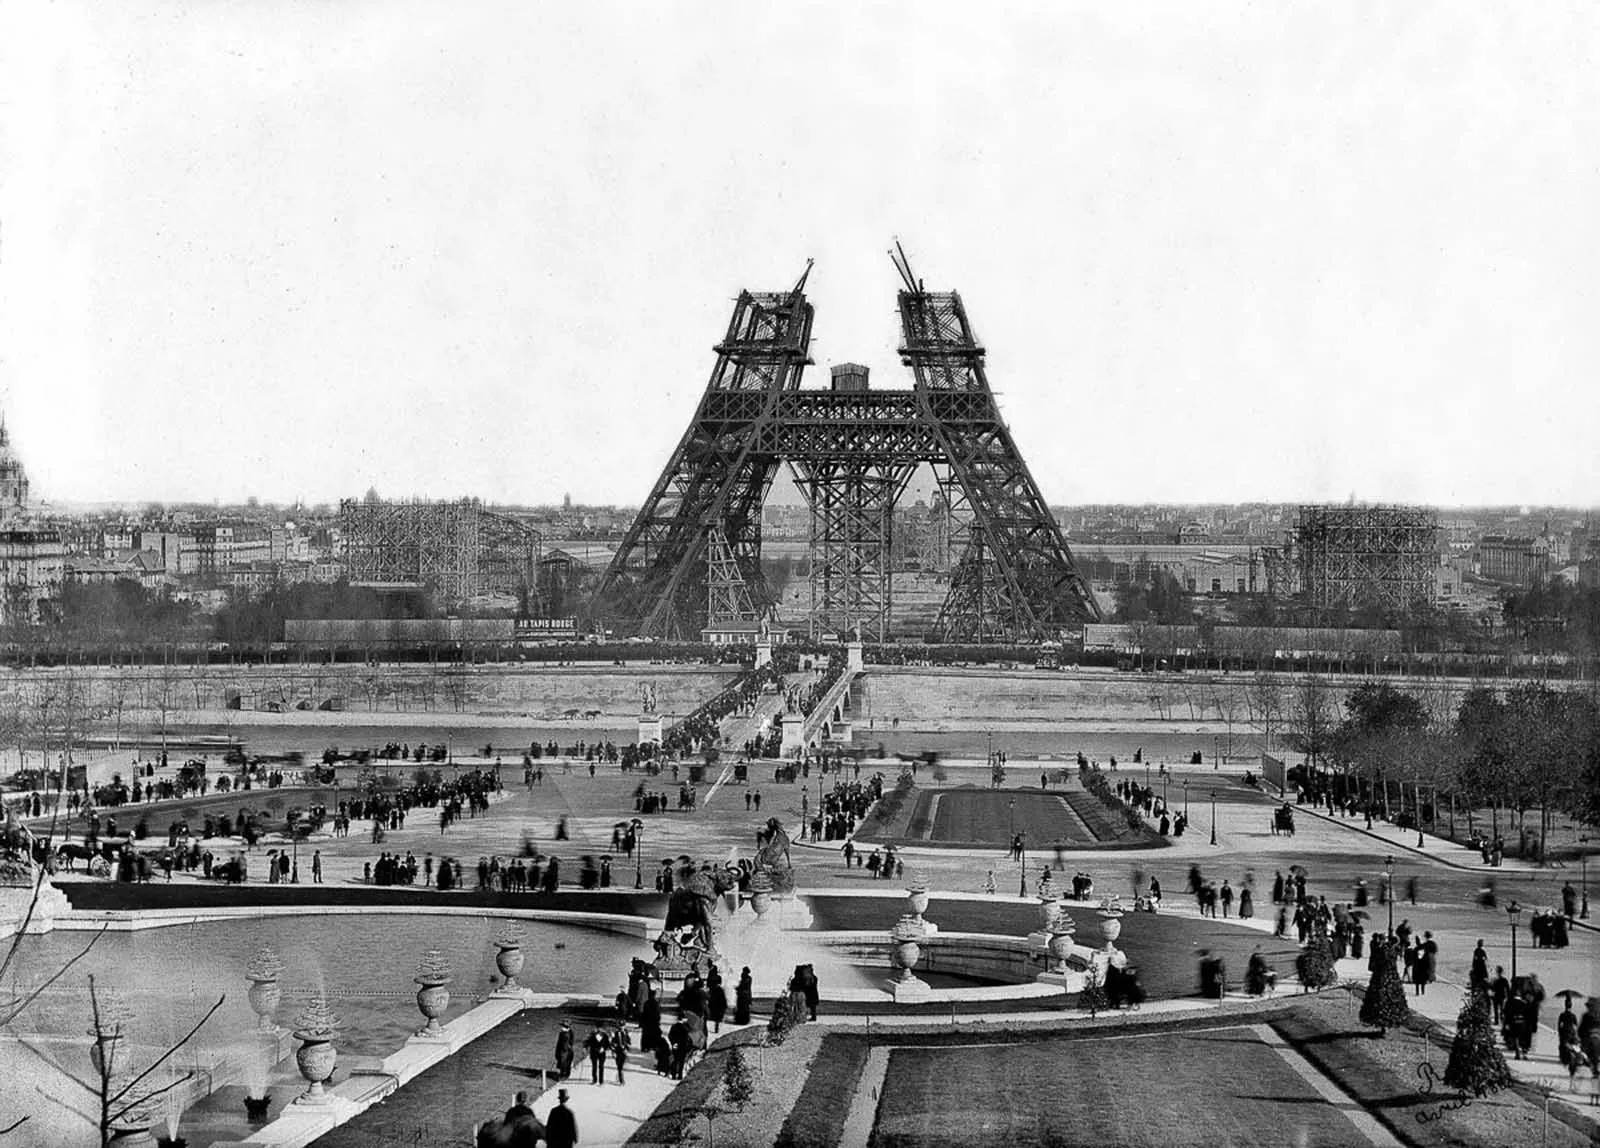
0;1;1595;511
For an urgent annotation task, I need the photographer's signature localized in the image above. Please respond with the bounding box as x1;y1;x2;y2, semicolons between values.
1414;1061;1506;1124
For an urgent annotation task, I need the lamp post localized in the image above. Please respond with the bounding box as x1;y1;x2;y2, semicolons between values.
1018;832;1027;897
1414;781;1425;848
632;818;644;890
1382;855;1395;936
1209;790;1217;846
1183;780;1190;819
1213;735;1219;771
1580;836;1590;919
1008;798;1015;844
1506;900;1521;980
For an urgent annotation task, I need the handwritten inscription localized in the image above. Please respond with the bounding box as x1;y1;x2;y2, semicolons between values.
1413;1061;1507;1124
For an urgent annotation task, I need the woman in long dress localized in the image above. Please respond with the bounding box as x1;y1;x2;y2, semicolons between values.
733;967;753;1026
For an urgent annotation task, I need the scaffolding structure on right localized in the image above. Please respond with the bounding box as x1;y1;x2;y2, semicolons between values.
1293;504;1438;615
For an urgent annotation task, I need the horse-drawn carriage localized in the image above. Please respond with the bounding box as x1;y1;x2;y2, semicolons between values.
1271;805;1296;836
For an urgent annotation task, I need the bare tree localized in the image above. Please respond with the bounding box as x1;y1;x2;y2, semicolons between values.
100;675;133;753
1211;681;1245;757
81;976;226;1147
442;666;470;714
1285;675;1336;771
185;658;211;711
149;665;182;760
1247;673;1284;756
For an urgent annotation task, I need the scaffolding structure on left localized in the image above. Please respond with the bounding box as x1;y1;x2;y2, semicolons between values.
340;497;543;608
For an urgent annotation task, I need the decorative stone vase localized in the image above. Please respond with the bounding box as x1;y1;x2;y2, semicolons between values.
108;1075;162;1147
904;882;932;932
748;869;774;921
88;992;132;1076
291;998;341;1103
89;1030;123;1077
413;949;454;1037
1046;913;1077;974
889;914;925;982
294;1037;336;1102
1098;900;1124;950
1038;894;1060;932
246;945;284;1030
493;926;525;992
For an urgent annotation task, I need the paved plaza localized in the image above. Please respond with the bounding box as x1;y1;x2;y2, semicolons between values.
5;668;1599;1148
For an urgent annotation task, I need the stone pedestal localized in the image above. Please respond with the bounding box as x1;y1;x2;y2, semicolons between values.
1035;968;1087;991
828;720;853;744
886;974;933;1001
780;715;806;755
637;714;663;745
772;895;814;931
846;640;864;673
755;636;773;669
0;875;71;937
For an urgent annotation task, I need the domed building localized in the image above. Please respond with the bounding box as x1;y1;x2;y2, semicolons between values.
0;415;64;626
0;417;30;521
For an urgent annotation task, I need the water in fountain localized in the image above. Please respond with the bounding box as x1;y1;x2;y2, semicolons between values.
711;899;864;997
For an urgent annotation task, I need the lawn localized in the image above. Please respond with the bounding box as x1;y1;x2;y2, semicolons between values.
863;785;1165;851
869;1027;1360;1148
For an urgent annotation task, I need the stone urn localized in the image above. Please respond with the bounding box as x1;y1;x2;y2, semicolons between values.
291;998;342;1104
246;945;284;1030
1046;911;1077;975
889;914;926;983
106;1080;161;1148
748;869;774;921
413;949;454;1037
906;882;930;927
1038;893;1060;932
1098;898;1124;950
88;993;132;1076
493;926;525;992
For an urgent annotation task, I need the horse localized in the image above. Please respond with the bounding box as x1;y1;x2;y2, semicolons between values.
54;842;98;871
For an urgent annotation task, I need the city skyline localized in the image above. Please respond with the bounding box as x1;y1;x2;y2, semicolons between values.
2;3;1595;509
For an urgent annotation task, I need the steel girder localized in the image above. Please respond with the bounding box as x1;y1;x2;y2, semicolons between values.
593;288;813;640
896;290;1099;638
705;523;758;626
791;460;915;642
594;271;1100;641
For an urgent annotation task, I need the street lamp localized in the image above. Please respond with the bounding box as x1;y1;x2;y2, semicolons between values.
1183;780;1190;819
1209;790;1217;847
1506;900;1522;980
1580;836;1590;920
1018;832;1027;897
1213;735;1219;771
632;818;644;890
1009;798;1015;844
1382;855;1396;936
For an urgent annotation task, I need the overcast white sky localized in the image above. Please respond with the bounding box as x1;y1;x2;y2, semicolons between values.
1;2;1595;510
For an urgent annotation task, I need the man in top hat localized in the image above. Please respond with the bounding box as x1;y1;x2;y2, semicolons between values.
545;1088;578;1148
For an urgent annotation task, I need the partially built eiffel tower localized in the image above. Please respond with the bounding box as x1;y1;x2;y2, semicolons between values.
593;248;1100;643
